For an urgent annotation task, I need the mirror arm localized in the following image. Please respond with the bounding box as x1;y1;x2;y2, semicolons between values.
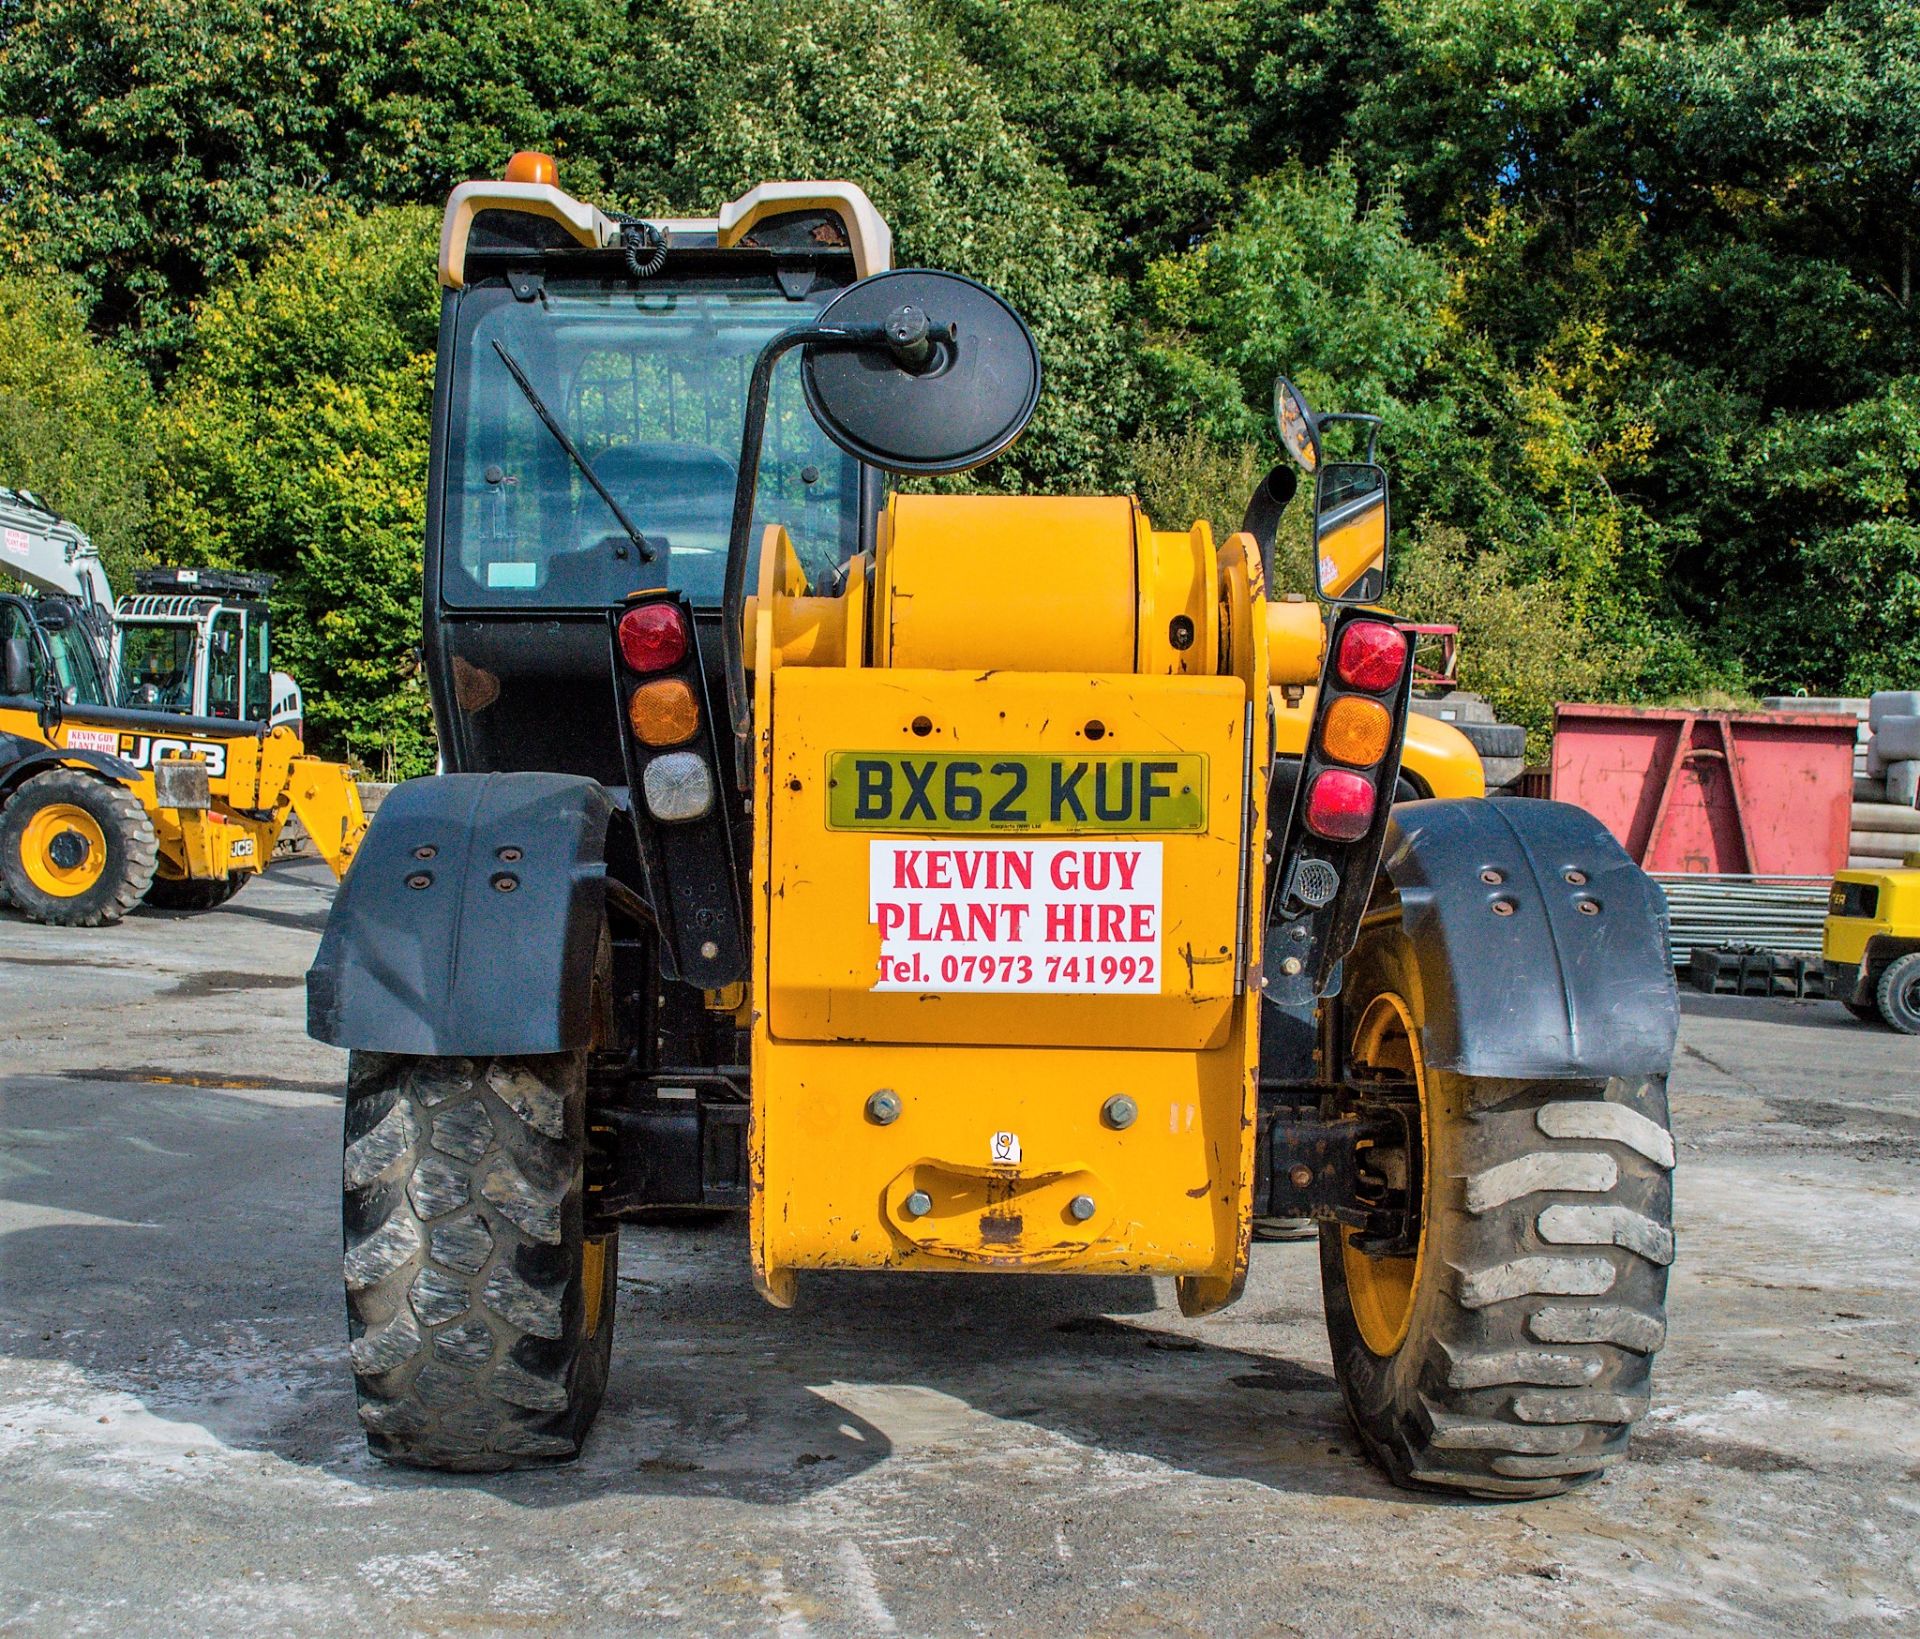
721;318;926;787
1316;411;1383;464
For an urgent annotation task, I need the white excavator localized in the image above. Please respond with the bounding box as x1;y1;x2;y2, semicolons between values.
0;487;302;729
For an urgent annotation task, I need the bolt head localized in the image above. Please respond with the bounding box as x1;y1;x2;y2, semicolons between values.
1280;955;1303;976
1289;1163;1314;1189
904;1190;933;1217
1068;1194;1097;1222
866;1089;901;1125
1102;1094;1137;1129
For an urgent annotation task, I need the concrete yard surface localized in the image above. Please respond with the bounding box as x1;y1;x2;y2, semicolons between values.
2;860;1917;1636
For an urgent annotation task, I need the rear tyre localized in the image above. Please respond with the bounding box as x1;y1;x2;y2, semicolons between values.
1321;931;1673;1499
0;770;157;926
144;870;249;911
342;1050;618;1471
1875;953;1920;1034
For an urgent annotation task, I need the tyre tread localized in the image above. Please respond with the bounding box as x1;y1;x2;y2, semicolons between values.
1325;1069;1673;1500
341;1051;615;1471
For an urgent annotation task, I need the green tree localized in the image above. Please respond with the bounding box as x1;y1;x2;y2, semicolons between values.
608;0;1139;491
151;207;439;775
0;274;154;590
1136;157;1447;440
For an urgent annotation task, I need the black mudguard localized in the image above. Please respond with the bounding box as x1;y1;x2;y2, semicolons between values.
1367;797;1677;1079
0;730;142;795
307;772;612;1057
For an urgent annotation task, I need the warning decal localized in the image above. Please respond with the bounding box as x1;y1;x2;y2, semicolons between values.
870;840;1162;994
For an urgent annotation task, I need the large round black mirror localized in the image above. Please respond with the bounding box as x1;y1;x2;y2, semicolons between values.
803;270;1041;475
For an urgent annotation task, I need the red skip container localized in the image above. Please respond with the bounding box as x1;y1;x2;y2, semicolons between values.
1549;703;1858;875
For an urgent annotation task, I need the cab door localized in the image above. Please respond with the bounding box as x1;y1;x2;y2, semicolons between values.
206;609;243;719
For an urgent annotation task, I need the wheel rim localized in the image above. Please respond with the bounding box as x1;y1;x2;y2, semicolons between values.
18;803;108;898
1342;992;1431;1358
581;1234;609;1337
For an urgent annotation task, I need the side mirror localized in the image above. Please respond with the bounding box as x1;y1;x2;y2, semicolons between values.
802;269;1042;475
1313;461;1389;603
1274;378;1321;473
2;635;31;696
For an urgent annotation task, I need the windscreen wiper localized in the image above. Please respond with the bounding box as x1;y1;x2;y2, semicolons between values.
490;340;654;562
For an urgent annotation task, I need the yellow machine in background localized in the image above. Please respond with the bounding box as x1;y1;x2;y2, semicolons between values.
1824;862;1920;1031
1;600;365;924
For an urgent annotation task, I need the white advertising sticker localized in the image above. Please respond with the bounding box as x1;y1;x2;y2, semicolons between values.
870;840;1162;994
64;729;119;755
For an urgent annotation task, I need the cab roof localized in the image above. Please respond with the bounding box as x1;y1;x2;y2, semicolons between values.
438;170;892;290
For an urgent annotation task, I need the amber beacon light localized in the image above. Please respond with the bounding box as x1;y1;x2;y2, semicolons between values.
504;150;559;186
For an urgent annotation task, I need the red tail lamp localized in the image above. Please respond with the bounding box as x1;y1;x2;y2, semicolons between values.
1305;769;1376;841
1335;621;1408;693
619;603;688;673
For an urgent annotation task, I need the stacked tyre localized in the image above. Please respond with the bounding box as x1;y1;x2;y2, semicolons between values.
1411;693;1530;793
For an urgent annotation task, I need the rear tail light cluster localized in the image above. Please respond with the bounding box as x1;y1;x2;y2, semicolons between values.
617;600;713;822
1303;619;1407;842
610;593;746;987
1268;609;1415;1003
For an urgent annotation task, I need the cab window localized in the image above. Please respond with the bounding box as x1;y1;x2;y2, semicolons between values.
208;611;243;718
7;599;110;707
118;623;196;713
243;611;272;722
442;280;862;609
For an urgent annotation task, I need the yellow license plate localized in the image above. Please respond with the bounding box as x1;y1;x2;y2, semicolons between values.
826;752;1206;833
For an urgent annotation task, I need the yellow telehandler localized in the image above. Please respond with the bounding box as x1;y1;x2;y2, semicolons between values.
308;159;1676;1497
0;492;366;924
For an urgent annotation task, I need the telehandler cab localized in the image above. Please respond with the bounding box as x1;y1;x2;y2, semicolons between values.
309;158;1678;1496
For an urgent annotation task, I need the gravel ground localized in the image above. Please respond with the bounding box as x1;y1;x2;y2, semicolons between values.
2;859;1916;1637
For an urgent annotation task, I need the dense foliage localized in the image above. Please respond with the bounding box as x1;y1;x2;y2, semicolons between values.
2;0;1914;768
148;208;440;775
0;276;154;591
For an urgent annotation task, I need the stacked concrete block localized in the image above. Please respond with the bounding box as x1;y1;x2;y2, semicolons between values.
1852;692;1920;867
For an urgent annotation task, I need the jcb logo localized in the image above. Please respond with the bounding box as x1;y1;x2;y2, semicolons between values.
120;734;228;780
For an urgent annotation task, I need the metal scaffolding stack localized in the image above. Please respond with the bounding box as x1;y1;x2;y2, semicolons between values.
1651;874;1832;964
